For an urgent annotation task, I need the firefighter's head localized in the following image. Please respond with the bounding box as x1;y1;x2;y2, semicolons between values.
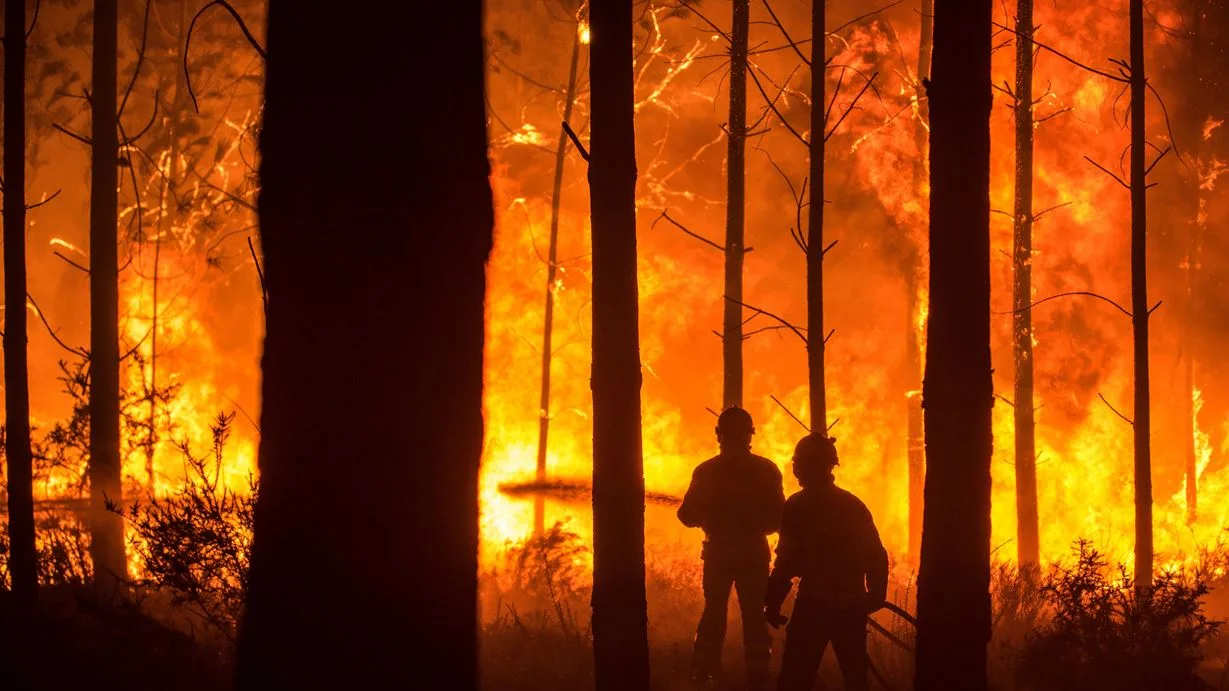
792;433;838;488
715;406;755;450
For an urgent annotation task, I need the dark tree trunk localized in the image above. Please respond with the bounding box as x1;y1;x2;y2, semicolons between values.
5;0;38;603
907;0;933;560
914;0;992;686
536;27;583;535
588;0;651;689
89;0;128;595
722;0;748;409
1181;0;1203;525
808;0;827;429
1012;0;1040;567
233;2;491;688
1130;0;1153;589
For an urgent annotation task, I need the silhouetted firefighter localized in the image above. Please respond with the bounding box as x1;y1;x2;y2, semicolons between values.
764;434;888;691
678;407;784;690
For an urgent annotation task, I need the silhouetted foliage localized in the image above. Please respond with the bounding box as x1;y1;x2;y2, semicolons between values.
117;412;254;643
1017;541;1221;691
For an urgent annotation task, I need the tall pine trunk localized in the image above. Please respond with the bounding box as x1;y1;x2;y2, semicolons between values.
1012;0;1040;567
234;2;492;688
1129;0;1153;588
907;0;933;560
914;0;992;686
808;0;827;428
1180;0;1202;525
722;0;748;408
89;0;127;595
588;0;651;688
5;0;38;603
535;27;583;535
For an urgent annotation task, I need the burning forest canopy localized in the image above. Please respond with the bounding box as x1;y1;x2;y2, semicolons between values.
0;0;1227;590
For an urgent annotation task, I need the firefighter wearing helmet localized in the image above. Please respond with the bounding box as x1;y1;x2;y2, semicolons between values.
677;406;785;690
764;433;888;691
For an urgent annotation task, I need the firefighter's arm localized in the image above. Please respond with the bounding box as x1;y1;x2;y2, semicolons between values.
764;499;802;619
676;466;708;529
863;511;890;611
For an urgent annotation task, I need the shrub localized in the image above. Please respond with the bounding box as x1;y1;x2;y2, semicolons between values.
1017;540;1221;691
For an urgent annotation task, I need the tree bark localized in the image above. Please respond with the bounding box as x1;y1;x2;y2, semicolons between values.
233;2;491;688
914;0;993;686
808;0;827;429
89;0;128;596
1012;0;1040;567
722;0;748;409
907;0;933;561
588;0;651;689
536;27;583;535
1129;0;1153;589
5;0;38;603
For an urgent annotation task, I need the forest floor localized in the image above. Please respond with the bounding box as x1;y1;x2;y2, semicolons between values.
0;585;231;691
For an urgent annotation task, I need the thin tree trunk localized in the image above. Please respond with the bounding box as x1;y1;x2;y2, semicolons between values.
234;1;491;688
907;0;933;560
722;0;748;409
535;27;583;536
914;0;992;686
588;0;651;689
1129;0;1153;589
147;0;187;494
5;0;38;603
89;0;128;595
1012;0;1040;567
808;0;827;429
1181;0;1203;526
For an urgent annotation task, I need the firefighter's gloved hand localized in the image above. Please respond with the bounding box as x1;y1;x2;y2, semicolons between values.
765;606;788;629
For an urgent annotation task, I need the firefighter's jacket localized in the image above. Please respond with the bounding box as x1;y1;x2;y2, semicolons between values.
765;482;889;611
677;450;785;553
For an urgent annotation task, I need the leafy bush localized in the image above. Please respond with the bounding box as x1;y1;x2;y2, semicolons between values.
116;412;254;644
1017;540;1221;691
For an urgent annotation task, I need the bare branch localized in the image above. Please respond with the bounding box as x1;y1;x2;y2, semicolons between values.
991;21;1128;83
1083;155;1130;190
26;293;88;358
652;210;725;251
118;0;153;120
54;251;90;275
53;123;92;147
761;0;811;67
561;120;591;162
831;0;906;34
25;189;62;211
770;395;810;432
25;0;41;39
747;66;809;147
185;0;267;113
1032;201;1072;222
997;290;1132;319
248;236;267;314
724;295;808;346
825;71;878;141
1144;145;1171;177
1098;393;1134;426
